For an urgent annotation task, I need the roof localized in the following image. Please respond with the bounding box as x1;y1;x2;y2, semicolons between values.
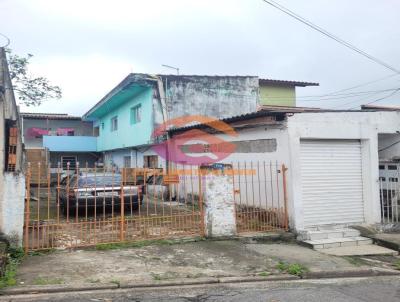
361;104;400;111
168;106;366;134
84;73;319;119
20;112;82;120
259;78;319;87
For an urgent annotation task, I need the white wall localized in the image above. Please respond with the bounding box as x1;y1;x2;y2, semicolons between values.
286;111;400;230
168;111;400;231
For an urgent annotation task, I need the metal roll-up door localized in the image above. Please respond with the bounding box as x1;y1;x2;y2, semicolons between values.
300;139;364;227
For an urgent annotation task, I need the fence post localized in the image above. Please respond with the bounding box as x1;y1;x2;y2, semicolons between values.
120;168;125;242
24;163;31;254
282;164;289;230
201;163;236;238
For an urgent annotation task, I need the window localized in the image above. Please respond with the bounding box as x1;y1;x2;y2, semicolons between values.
111;116;118;131
379;165;385;170
144;155;158;168
388;165;397;170
389;177;398;183
130;104;142;124
123;156;131;168
93;126;100;137
61;156;77;170
379;177;386;182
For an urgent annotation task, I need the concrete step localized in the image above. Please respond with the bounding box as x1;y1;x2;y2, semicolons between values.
303;236;373;249
319;245;399;256
298;228;361;241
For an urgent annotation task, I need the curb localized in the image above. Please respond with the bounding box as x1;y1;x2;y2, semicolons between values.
372;237;400;252
1;269;399;296
303;268;400;279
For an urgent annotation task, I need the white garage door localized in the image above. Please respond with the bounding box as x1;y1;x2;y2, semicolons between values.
300;140;364;227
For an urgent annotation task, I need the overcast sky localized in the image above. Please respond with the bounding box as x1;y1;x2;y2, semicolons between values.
1;0;400;115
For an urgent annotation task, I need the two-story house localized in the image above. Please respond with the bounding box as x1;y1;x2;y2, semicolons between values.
83;74;318;169
21;113;100;172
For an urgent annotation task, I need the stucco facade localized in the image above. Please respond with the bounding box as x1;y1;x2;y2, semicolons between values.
168;110;400;232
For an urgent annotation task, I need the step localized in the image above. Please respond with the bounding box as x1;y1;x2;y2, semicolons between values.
303;236;373;249
298;228;360;241
319;245;399;256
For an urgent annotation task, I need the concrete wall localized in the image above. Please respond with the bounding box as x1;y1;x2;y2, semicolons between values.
22;118;93;149
259;84;296;107
164;76;259;120
0;173;25;246
168;111;400;231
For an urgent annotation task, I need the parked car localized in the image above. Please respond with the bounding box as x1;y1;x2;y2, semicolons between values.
58;173;144;215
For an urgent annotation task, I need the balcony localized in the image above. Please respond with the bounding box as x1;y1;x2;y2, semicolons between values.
43;136;97;152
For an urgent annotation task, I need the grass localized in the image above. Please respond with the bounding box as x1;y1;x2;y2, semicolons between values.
0;247;25;288
257;271;270;277
394;260;400;270
343;256;369;267
110;279;120;286
94;238;201;251
276;261;308;277
28;249;56;257
33;277;64;285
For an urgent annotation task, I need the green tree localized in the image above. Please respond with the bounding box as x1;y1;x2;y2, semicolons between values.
6;49;62;106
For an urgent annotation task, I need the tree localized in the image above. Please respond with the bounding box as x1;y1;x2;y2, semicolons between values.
6;49;62;106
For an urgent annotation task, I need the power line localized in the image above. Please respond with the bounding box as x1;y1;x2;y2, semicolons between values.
261;0;400;74
347;88;400;110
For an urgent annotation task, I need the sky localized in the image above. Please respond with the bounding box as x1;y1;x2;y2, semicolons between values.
1;0;400;115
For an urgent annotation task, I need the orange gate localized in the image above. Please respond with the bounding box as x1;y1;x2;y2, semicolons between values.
24;163;204;251
232;161;289;233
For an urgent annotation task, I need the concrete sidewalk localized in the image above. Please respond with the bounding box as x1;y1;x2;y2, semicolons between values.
9;239;398;291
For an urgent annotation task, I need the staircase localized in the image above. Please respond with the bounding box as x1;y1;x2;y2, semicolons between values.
297;227;398;256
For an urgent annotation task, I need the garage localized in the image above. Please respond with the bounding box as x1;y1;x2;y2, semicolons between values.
300;139;365;227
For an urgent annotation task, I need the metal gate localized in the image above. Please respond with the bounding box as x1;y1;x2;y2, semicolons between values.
232;161;289;233
379;161;400;224
24;163;204;251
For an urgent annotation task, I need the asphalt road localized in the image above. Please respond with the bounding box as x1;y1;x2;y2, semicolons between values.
2;276;400;302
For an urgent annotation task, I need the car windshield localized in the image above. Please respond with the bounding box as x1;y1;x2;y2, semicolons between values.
76;175;123;187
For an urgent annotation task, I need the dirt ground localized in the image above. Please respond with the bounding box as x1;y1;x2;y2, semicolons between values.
15;240;381;287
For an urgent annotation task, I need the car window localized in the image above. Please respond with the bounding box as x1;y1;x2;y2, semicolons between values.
77;175;123;187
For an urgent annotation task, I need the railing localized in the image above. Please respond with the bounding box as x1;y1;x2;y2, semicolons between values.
379;162;400;224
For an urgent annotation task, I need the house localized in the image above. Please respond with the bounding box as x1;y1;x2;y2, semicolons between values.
167;106;400;235
83;73;317;169
21;112;100;172
0;47;25;245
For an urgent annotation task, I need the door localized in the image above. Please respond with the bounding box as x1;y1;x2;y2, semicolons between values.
300;139;364;227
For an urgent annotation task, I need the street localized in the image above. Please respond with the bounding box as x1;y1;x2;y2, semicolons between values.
2;276;400;302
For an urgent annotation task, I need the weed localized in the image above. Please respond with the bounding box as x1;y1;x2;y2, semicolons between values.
0;247;25;288
110;279;120;286
87;278;101;283
151;273;163;281
28;249;56;257
276;261;288;271
276;261;308;277
344;256;369;267
33;277;64;285
258;271;270;277
394;260;400;270
286;263;308;276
